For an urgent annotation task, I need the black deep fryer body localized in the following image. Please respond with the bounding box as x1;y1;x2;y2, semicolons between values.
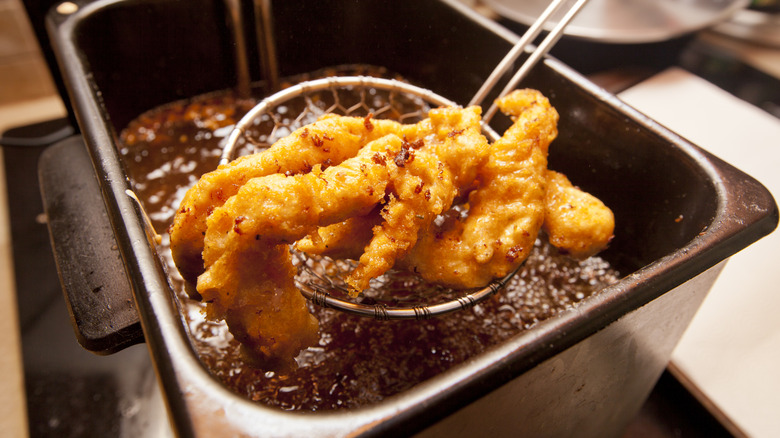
40;0;777;436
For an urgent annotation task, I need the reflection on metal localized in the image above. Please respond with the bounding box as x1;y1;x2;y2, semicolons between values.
223;0;281;96
56;2;79;15
254;0;280;93
223;0;252;97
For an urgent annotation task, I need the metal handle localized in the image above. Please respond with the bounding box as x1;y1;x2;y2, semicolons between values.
470;0;591;123
38;136;144;354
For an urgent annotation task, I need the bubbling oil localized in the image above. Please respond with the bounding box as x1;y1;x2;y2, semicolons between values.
119;77;620;411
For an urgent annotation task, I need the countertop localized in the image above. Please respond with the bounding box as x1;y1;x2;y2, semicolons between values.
621;66;780;437
0;95;66;438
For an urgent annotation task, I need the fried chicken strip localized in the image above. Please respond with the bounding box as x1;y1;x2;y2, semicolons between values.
400;89;558;288
196;242;319;370
170;114;404;283
344;147;454;294
296;209;381;260
543;170;614;259
410;105;491;195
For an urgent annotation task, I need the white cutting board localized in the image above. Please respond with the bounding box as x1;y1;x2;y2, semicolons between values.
618;67;780;437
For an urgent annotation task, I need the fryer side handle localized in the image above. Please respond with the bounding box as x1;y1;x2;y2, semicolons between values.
38;136;144;354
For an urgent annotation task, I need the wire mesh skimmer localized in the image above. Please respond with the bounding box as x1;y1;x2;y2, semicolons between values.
221;0;589;319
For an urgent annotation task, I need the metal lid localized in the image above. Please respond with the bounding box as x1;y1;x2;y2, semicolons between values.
483;0;749;43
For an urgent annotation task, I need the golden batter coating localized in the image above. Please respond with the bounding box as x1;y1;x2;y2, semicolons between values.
543;170;614;259
201;134;402;266
296;173;615;264
411;105;491;195
343;106;489;294
295;210;380;260
196;242;319;370
400;89;558;288
345;148;454;294
170;114;404;283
